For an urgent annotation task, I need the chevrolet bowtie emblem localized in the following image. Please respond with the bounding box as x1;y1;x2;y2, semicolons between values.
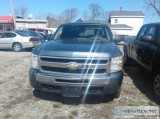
66;62;79;70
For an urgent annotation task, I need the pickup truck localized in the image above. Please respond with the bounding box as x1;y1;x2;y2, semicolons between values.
124;23;160;98
29;23;123;98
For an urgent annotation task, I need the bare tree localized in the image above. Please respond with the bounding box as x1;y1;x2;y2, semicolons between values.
15;6;28;18
35;14;47;20
89;3;102;20
101;10;109;20
82;10;89;21
35;12;55;20
143;0;160;17
35;12;66;27
62;8;79;22
47;14;66;27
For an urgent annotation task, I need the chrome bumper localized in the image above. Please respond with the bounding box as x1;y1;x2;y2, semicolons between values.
36;72;110;85
29;68;123;96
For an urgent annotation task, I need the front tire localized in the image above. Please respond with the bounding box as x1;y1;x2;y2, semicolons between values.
154;71;160;98
12;43;23;52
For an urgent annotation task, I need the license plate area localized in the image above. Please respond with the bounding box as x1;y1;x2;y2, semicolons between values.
62;87;81;97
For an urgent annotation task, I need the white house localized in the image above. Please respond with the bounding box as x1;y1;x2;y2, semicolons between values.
109;10;145;36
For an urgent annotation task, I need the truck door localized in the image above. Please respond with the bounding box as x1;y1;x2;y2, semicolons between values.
131;25;148;61
137;25;157;70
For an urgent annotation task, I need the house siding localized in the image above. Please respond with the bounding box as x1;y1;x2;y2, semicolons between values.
111;17;144;36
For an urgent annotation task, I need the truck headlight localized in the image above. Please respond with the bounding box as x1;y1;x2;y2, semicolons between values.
31;54;38;69
110;56;123;73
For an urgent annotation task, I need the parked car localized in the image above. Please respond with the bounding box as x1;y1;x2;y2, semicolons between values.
0;31;39;52
124;23;160;98
17;30;46;43
29;23;124;98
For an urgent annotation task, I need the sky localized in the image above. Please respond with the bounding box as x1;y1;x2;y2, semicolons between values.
0;0;159;23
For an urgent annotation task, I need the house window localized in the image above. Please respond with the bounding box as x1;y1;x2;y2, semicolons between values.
115;19;118;23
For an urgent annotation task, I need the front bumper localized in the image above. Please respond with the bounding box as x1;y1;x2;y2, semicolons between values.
29;68;123;97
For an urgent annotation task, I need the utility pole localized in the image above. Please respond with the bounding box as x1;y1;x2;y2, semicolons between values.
10;0;16;30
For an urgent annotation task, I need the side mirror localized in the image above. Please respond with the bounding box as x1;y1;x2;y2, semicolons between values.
114;35;126;44
140;35;155;43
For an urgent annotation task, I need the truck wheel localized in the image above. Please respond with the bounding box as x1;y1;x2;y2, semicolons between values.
12;43;23;52
154;71;160;98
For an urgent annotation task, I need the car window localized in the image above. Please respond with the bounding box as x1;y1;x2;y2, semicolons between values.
144;25;156;40
4;33;16;38
16;31;30;37
137;25;148;40
53;25;111;42
0;33;3;38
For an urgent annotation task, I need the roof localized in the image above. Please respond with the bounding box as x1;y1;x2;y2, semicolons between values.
85;20;109;25
109;24;133;30
62;22;109;26
76;18;83;23
110;11;144;17
16;19;47;23
0;16;14;23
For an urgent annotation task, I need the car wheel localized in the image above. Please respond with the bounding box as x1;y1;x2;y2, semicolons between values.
13;43;23;52
154;72;160;98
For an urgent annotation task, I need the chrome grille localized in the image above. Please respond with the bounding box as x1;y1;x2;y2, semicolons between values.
39;56;109;74
40;57;108;64
41;66;106;74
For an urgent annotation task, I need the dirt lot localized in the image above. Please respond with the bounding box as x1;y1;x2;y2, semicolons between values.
0;50;159;119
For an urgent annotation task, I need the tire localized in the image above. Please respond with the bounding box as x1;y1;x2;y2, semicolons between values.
12;43;23;52
154;71;160;98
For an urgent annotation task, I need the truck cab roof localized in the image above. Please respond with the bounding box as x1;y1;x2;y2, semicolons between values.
61;22;108;27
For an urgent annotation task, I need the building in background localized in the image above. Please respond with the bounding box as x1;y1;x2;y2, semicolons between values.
0;16;14;31
109;10;144;36
0;9;144;36
77;9;144;37
15;19;47;30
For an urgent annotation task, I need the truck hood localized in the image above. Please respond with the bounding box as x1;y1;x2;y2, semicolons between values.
33;40;122;58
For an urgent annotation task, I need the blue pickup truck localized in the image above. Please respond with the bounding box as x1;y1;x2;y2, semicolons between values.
124;23;160;98
29;23;124;98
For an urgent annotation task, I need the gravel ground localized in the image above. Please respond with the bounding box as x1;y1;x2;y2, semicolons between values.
0;50;159;119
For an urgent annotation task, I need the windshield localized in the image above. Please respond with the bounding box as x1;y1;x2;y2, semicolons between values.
53;25;111;42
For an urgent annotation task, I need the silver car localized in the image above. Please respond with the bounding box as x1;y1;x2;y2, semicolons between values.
0;31;40;52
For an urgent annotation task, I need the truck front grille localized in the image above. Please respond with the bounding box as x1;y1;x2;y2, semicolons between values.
39;56;109;75
41;66;106;74
40;57;108;64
